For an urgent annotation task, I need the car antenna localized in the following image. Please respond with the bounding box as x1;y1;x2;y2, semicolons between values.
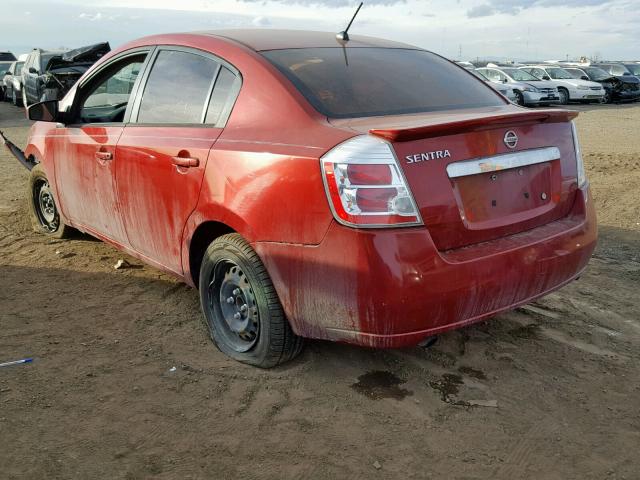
336;2;363;42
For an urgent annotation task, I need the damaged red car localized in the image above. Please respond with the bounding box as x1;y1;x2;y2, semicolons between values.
6;30;597;367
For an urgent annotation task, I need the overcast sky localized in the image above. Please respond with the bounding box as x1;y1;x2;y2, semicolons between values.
2;0;638;61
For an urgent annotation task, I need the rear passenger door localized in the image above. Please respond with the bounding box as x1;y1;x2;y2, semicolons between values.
115;47;241;274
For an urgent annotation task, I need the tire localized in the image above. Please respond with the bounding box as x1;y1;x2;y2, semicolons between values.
12;89;22;107
28;164;71;239
22;89;29;108
199;233;303;368
557;88;569;105
514;90;525;106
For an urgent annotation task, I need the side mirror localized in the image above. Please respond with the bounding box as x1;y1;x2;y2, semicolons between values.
542;75;551;80
29;67;37;74
581;75;589;81
27;100;60;123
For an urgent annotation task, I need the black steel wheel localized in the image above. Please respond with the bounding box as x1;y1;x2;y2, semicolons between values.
28;164;71;238
199;233;303;367
212;260;260;352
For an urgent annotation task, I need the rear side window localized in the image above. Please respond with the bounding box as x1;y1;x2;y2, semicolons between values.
262;48;503;118
205;66;241;125
137;50;218;124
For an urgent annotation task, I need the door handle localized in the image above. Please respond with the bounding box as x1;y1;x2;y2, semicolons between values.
95;151;113;161
171;156;199;168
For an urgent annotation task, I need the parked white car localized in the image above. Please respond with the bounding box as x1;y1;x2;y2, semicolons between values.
519;65;605;104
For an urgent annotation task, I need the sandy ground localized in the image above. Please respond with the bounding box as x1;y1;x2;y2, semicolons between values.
0;100;639;480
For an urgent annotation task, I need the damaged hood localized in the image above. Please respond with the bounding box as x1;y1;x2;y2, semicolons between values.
46;42;110;72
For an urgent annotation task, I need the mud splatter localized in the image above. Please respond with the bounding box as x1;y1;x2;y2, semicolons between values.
508;323;540;339
458;366;487;380
351;371;412;400
429;373;465;404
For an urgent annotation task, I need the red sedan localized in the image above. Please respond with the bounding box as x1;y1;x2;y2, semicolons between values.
16;30;596;367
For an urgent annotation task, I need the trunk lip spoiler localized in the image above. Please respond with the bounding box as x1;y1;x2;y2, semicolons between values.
0;129;37;171
369;109;579;142
446;146;561;179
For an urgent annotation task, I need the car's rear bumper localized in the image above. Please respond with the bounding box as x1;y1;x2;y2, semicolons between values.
255;186;597;348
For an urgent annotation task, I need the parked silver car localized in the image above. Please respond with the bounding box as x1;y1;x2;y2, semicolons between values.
2;60;24;106
470;69;518;103
519;65;604;104
475;67;559;106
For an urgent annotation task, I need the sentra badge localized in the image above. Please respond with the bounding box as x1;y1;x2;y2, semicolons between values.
405;150;451;164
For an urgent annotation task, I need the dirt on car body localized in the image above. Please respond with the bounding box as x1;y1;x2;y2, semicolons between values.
0;101;639;479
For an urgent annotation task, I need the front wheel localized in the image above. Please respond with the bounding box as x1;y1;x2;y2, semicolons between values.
557;88;569;105
28;164;71;238
514;90;525;106
199;233;303;368
12;89;22;107
601;91;612;104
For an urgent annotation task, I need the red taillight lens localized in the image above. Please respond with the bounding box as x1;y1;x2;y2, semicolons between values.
346;164;392;185
356;188;396;212
320;136;422;228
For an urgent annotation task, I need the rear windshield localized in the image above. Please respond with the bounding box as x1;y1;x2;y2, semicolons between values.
262;48;503;118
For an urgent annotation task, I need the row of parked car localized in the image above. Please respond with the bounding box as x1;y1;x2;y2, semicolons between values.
458;60;640;106
2;45;640;111
1;43;110;107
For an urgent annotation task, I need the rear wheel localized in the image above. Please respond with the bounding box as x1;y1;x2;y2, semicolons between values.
199;233;303;368
28;164;71;238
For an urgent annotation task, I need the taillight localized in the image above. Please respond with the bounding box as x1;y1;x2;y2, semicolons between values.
320;135;422;227
571;121;587;188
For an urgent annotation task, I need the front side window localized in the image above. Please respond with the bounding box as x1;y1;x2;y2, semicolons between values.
137;50;218;124
78;55;145;123
564;69;584;80
584;68;611;81
546;68;574;80
626;64;640;75
502;68;538;82
609;65;629;76
262;48;503;118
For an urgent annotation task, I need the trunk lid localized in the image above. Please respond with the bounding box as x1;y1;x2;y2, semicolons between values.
331;107;580;250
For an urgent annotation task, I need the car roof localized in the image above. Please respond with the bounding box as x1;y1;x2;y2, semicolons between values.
196;29;417;51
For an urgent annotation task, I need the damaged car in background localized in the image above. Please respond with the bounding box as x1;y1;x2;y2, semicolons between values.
21;42;110;106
